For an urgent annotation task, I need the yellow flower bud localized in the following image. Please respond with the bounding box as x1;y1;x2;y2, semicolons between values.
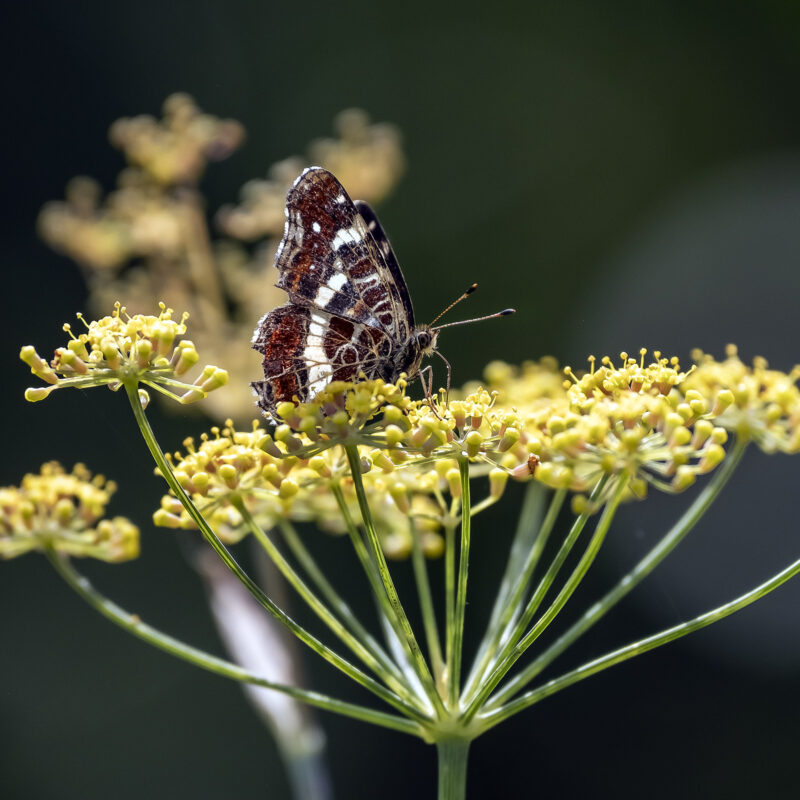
489;468;508;499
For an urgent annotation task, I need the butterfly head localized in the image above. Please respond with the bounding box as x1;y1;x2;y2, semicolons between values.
414;327;440;357
391;326;440;381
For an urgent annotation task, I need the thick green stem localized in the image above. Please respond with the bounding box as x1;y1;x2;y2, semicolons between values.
487;438;747;709
481;544;800;729
448;457;472;708
124;382;421;720
436;739;471;800
465;476;627;720
45;547;425;737
343;445;444;714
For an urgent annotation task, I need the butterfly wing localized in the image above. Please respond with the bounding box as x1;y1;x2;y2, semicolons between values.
251;166;415;415
354;199;415;336
251;304;394;415
274;167;411;338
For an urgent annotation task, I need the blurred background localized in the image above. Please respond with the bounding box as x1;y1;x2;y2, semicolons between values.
3;1;800;797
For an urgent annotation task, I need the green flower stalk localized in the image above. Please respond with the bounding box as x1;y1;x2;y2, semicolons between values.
14;316;800;799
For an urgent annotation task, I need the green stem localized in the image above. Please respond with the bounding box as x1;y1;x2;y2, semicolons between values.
463;486;565;699
487;438;747;709
330;480;428;703
330;480;381;590
236;500;412;700
436;739;471;800
471;483;548;657
124;382;421;720
44;547;425;738
277;519;409;692
481;543;800;729
463;476;607;709
444;522;456;687
344;444;444;716
465;476;627;720
448;457;472;708
410;518;445;689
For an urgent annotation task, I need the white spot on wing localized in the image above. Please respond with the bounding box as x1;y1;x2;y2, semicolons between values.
251;312;269;345
309;314;326;338
312;221;321;233
332;227;362;250
275;218;289;260
328;273;348;291
314;285;335;307
305;313;333;395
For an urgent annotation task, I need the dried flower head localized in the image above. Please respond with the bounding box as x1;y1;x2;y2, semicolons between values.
20;302;228;406
307;108;405;205
217;109;405;242
109;93;245;186
0;462;139;562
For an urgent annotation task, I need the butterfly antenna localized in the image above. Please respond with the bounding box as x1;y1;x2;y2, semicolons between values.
432;307;515;331
428;283;479;327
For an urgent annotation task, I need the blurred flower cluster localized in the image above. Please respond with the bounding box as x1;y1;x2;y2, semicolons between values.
0;462;138;562
216;108;404;241
38;95;405;422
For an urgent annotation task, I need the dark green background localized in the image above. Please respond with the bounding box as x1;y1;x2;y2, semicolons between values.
3;1;800;797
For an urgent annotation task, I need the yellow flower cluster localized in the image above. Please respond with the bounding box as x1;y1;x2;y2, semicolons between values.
264;377;414;456
20;303;228;407
685;345;800;453
154;420;298;544
0;463;139;562
143;345;800;559
153;414;495;559
259;349;777;505
543;350;728;500
452;351;728;501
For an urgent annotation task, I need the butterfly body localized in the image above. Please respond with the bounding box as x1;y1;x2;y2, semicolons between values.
251;167;435;417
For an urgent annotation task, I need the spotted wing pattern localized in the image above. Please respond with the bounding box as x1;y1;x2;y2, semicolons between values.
275;168;411;339
354;199;415;332
251;167;412;416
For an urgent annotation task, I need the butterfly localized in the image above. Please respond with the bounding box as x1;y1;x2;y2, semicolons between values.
251;167;513;417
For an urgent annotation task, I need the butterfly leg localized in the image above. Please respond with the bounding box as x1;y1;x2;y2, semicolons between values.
419;364;443;420
434;349;453;405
